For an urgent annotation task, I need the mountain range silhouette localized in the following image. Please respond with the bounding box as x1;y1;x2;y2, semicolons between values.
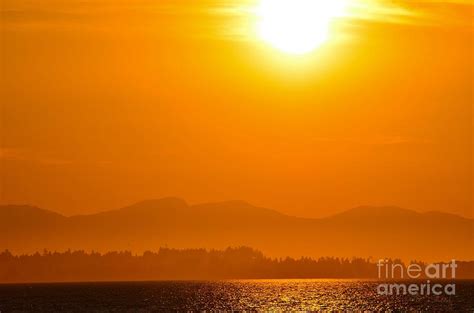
1;197;472;261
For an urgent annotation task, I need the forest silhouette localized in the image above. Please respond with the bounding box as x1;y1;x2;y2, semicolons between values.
1;247;473;283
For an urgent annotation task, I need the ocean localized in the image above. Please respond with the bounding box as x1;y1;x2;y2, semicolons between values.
1;279;473;312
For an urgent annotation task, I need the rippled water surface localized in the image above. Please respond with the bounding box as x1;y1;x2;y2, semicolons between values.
1;280;473;312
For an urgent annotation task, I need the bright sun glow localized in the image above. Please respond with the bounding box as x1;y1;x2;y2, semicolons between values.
257;0;347;55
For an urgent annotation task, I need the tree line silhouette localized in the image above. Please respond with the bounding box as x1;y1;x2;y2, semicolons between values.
1;247;473;283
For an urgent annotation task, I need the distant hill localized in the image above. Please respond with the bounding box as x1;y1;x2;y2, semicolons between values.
1;198;472;261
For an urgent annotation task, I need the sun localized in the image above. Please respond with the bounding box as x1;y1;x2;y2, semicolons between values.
257;0;347;55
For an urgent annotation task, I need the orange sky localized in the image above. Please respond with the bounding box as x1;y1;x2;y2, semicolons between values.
1;0;472;217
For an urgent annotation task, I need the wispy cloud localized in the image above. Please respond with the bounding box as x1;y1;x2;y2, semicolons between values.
1;0;472;36
311;136;432;146
349;0;474;27
0;147;74;165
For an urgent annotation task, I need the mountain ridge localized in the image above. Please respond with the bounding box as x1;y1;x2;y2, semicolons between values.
1;200;469;221
0;198;472;261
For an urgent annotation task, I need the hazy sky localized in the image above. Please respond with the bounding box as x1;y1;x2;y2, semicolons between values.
1;0;472;217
